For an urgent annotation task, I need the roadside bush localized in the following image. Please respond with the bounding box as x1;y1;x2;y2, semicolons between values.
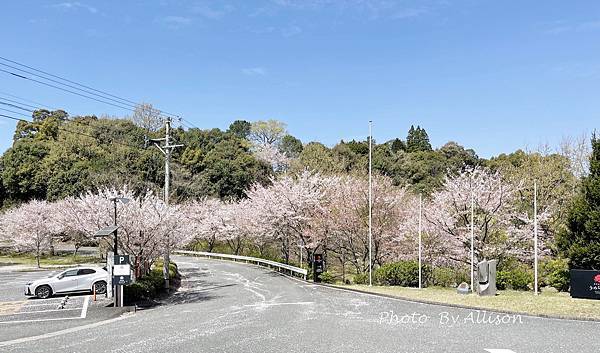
319;271;336;284
353;272;368;285
124;260;179;303
374;261;427;287
430;267;468;287
496;266;533;291
541;258;570;292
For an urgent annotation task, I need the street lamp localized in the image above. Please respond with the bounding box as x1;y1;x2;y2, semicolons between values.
108;196;130;256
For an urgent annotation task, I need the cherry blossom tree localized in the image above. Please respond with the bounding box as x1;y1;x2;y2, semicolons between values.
55;186;187;275
425;166;526;266
1;200;60;267
254;143;290;172
245;171;335;263
325;175;415;274
183;198;237;252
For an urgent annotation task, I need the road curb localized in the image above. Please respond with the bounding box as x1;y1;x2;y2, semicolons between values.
310;283;600;323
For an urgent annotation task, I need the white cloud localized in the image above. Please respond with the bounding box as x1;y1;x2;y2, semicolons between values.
392;8;428;19
191;3;234;19
52;2;97;14
546;20;600;34
282;25;302;37
242;67;267;76
160;16;193;28
269;0;432;20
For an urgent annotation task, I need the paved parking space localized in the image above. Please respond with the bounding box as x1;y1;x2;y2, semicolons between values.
0;269;60;301
0;295;89;324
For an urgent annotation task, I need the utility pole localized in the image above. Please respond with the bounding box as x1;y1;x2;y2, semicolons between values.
151;117;183;289
368;120;373;287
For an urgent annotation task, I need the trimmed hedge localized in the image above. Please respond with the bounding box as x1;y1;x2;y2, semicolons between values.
496;266;533;291
124;261;179;303
541;258;570;292
319;271;336;284
374;261;428;287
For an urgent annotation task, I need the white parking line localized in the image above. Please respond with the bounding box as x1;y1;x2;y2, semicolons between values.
0;314;131;347
3;308;80;315
80;296;89;318
0;317;82;325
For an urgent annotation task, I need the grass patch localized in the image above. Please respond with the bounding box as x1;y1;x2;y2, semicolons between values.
341;285;600;320
0;253;103;267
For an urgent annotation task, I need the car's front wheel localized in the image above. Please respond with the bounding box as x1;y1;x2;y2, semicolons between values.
93;281;107;295
35;285;52;299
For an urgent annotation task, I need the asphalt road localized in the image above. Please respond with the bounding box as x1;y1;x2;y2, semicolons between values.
1;255;599;353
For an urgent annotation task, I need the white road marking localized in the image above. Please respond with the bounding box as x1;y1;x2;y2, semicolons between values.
485;349;516;353
0;314;132;347
80;295;89;318
243;301;314;308
0;308;80;315
0;317;82;325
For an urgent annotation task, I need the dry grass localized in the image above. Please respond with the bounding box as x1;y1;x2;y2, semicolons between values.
342;285;600;320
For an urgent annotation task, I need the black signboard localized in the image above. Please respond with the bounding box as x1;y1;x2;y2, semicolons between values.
113;275;131;285
570;269;600;300
114;254;130;265
313;253;324;283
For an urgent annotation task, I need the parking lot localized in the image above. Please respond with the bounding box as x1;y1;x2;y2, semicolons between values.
0;267;129;345
0;295;89;324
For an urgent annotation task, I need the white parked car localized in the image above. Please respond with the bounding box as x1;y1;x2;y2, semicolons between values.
25;266;109;299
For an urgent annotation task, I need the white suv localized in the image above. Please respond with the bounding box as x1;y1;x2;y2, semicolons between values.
25;266;109;299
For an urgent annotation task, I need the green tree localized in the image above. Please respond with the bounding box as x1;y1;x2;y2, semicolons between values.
280;135;303;158
406;125;432;152
390;138;406;153
558;135;600;269
249;120;287;146
196;139;271;200
291;142;338;174
228;120;252;139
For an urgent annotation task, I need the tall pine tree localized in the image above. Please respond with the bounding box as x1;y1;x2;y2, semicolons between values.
406;125;432;152
558;134;600;269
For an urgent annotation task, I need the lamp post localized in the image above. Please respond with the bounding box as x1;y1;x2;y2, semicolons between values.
108;196;129;307
368;120;373;287
534;180;538;295
418;193;422;289
470;189;475;294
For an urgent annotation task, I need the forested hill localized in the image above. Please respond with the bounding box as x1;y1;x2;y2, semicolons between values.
0;109;575;209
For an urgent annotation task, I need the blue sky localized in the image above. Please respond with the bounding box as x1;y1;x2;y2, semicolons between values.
0;0;599;157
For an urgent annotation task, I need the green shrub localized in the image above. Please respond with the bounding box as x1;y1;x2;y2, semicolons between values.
431;267;468;287
374;261;427;287
319;271;335;284
541;258;570;292
124;260;179;303
353;272;368;284
496;267;533;291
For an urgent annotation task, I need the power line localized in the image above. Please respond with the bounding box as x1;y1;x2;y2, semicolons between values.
0;90;57;110
0;97;40;111
0;56;140;107
0;107;31;117
0;113;145;150
0;100;35;113
0;67;138;112
0;56;181;121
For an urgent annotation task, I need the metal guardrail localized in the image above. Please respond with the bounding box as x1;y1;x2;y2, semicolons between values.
173;250;308;280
